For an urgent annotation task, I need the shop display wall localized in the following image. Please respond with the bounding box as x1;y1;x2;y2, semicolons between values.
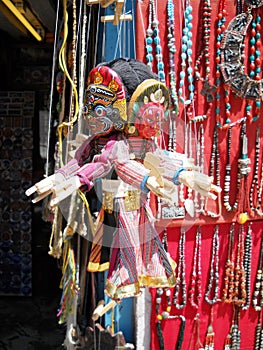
136;0;263;349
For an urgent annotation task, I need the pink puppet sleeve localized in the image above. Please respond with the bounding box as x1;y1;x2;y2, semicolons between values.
75;140;118;190
75;139;150;192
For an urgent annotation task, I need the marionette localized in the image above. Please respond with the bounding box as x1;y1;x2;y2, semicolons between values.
26;57;219;312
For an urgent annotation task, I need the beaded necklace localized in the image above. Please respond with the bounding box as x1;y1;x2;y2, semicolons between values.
189;226;202;310
222;224;247;307
246;8;262;122
252;235;263;312
242;223;252;310
254;313;263;350
223;126;239;212
178;0;194;107
204;126;222;218
167;0;179;113
249;127;262;216
168;114;177;152
215;0;227;128
205;225;220;305
175;315;186;350
173;227;187;309
193;0;214;121
155;287;172;350
224;308;241;350
222;223;236;303
236;121;251;224
145;0;165;83
195;124;205;213
233;224;246;308
223;122;248;215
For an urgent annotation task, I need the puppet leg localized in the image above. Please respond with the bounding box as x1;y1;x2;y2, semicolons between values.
137;201;176;288
105;198;176;300
87;209;116;272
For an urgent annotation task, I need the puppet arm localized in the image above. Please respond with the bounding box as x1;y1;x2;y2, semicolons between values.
25;158;81;202
26;140;118;205
144;150;221;200
114;141;175;202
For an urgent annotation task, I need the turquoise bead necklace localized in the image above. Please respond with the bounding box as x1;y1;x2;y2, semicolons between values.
246;9;261;122
215;0;227;128
145;0;166;83
178;0;194;107
167;0;178;113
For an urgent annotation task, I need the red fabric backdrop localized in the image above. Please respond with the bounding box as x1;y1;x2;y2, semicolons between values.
136;1;263;349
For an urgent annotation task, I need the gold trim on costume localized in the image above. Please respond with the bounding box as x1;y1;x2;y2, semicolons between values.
105;274;176;300
87;261;110;272
102;189;141;212
102;191;114;213
105;279;141;300
139;274;176;288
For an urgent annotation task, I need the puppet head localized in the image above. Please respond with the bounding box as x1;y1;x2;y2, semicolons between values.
84;58;169;138
127;79;170;139
84;65;127;136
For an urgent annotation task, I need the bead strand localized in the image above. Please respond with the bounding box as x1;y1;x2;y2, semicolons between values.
254;12;261;121
233;225;246;308
189;226;202;310
145;1;154;70
254;314;262;350
204;126;222;217
173;227;187;309
167;0;178;113
222;223;235;303
215;0;226;128
178;1;194;106
205;225;220;305
151;0;165;83
223;126;239;212
242;223;252;310
252;236;263;312
249;127;262;216
194;0;214;120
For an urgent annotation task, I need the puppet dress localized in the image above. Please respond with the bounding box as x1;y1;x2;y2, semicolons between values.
74;139;176;300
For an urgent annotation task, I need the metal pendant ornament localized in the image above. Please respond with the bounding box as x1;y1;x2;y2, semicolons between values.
220;1;263;100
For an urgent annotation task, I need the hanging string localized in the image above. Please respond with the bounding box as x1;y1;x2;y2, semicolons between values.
94;2;101;67
57;0;80;165
78;1;88;133
46;0;60;177
78;5;92;136
101;17;107;62
114;5;125;58
131;0;136;57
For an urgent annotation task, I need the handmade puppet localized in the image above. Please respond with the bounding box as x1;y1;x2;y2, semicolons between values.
26;59;220;336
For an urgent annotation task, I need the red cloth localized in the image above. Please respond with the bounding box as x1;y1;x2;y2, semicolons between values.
136;1;263;349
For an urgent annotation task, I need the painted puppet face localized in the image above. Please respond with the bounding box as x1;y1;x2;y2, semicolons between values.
84;66;126;136
135;101;164;139
128;80;169;139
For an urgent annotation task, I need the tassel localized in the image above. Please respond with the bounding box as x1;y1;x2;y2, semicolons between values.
57;240;78;324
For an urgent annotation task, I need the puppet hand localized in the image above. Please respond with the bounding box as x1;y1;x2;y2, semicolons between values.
49;176;82;207
146;176;175;204
25;174;61;203
179;170;221;199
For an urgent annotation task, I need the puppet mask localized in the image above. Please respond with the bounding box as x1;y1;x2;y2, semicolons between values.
84;66;127;136
127;79;169;139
